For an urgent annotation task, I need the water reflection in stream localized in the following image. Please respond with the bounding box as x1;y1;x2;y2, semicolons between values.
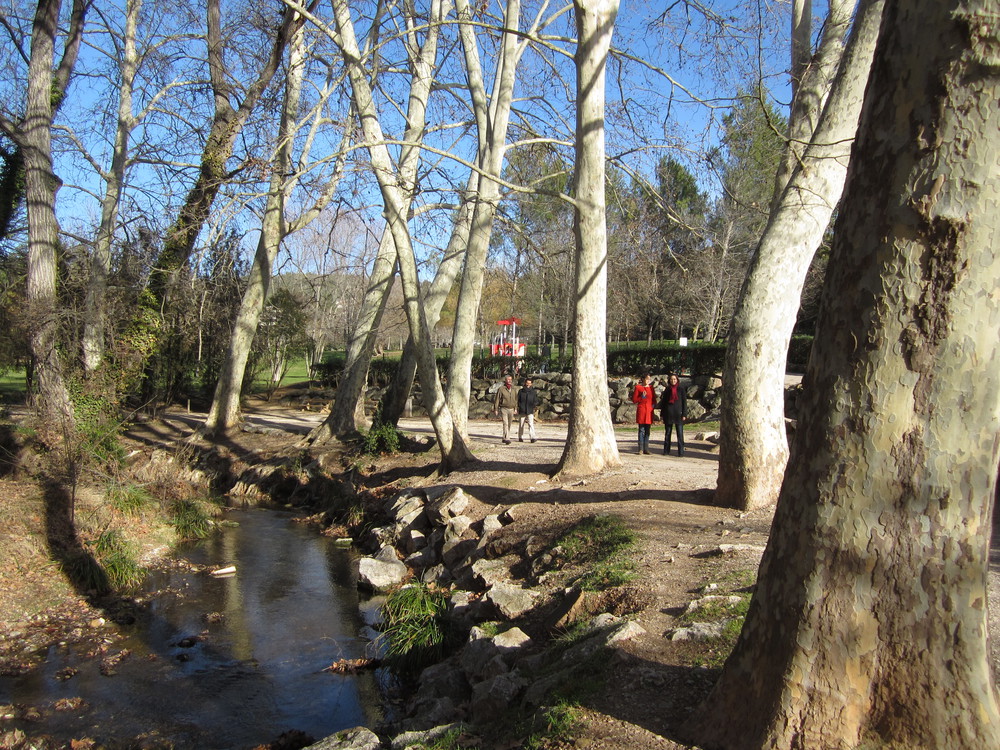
1;509;380;748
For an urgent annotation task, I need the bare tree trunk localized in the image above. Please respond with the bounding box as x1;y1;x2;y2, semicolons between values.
380;190;474;426
772;0;853;205
21;0;87;427
556;0;620;477
331;0;472;469
203;18;309;435
691;2;1000;745
303;232;397;444
446;0;525;439
716;0;883;511
303;0;447;444
82;0;141;373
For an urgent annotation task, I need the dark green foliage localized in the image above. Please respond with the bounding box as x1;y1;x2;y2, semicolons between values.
0;146;25;245
786;335;814;372
312;338;812;387
606;343;726;377
70;390;126;468
380;583;451;676
363;417;402;455
169;499;213;539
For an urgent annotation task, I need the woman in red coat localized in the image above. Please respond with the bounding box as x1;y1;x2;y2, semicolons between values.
631;372;655;454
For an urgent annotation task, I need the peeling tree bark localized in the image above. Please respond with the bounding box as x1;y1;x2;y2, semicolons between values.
690;1;1000;746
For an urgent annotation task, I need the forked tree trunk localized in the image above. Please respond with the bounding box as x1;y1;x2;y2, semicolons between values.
303;232;397;444
772;0;853;204
332;0;472;470
147;0;309;305
690;2;1000;746
203;20;309;435
555;0;620;477
715;0;883;511
304;0;447;445
379;191;474;426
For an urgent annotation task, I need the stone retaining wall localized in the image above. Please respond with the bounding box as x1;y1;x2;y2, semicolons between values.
285;373;805;425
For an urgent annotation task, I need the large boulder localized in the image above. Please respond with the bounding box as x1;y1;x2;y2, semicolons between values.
357;556;407;592
485;583;538;619
425;487;471;526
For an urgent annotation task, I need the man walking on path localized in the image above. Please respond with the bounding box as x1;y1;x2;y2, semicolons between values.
493;375;518;444
517;377;539;443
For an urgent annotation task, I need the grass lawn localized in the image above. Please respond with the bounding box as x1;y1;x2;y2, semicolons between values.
0;370;27;403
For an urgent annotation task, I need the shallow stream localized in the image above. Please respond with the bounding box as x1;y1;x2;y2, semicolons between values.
0;509;380;748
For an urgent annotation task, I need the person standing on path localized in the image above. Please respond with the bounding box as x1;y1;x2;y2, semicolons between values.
517;377;539;443
493;374;518;444
631;372;655;455
659;372;686;455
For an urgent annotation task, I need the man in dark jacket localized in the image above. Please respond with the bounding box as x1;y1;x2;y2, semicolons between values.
517;377;539;443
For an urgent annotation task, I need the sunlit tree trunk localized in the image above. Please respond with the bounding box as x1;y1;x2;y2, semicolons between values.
203;20;309;434
379;189;474;426
446;0;526;439
332;0;472;469
21;0;87;427
82;0;141;373
303;231;397;444
772;0;853;204
556;0;620;477
691;2;1000;746
303;0;446;444
716;0;883;511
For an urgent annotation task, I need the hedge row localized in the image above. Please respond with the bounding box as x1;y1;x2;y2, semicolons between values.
312;337;813;386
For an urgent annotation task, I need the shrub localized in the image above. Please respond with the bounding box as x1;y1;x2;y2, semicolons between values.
93;529;145;591
380;584;451;675
169;499;214;540
363;418;402;455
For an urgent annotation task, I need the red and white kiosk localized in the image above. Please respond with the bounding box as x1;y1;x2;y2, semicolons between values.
490;318;526;358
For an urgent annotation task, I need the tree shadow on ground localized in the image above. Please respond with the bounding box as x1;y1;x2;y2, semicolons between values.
575;650;718;745
41;475;144;625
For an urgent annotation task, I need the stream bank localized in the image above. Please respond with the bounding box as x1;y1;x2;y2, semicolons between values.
1;509;380;749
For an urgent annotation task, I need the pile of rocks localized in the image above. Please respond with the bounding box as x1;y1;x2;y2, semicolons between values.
323;485;646;749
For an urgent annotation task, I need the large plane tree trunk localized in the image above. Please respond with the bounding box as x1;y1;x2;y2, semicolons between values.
690;1;1000;746
556;0;620;477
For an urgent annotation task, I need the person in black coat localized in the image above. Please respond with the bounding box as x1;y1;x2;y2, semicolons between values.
659;373;686;456
516;377;539;443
